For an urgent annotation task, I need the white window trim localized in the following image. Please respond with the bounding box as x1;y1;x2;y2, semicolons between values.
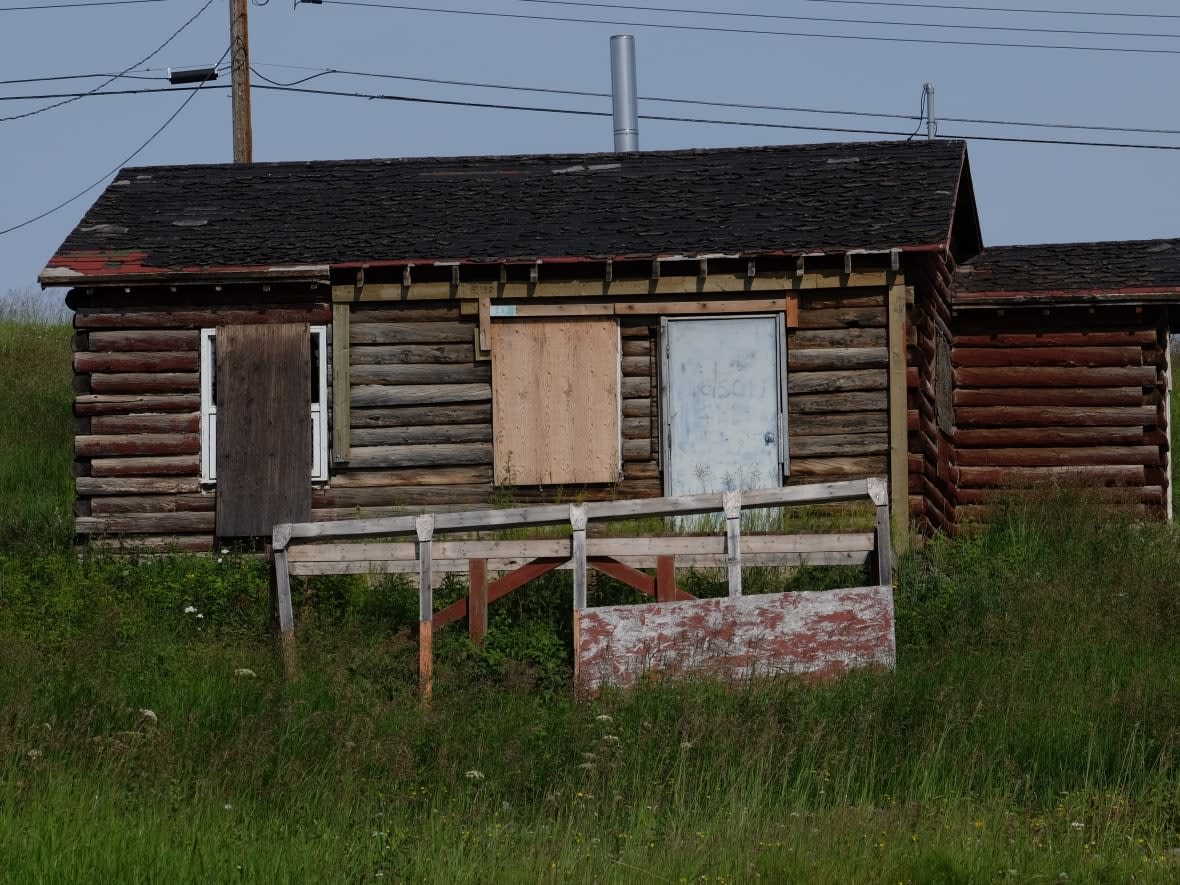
200;326;329;485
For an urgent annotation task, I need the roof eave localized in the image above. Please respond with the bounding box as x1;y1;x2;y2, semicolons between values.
954;286;1180;309
39;262;331;288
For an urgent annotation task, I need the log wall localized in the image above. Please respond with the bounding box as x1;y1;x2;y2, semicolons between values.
950;307;1170;523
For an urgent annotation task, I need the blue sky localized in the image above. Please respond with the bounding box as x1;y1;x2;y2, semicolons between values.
2;0;1178;302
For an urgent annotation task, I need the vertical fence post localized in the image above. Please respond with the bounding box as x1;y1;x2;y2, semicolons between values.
416;514;435;702
656;555;676;602
271;524;297;679
867;477;893;585
468;557;488;646
723;490;742;598
571;504;588;611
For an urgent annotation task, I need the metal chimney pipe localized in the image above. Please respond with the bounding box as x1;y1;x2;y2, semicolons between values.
610;35;639;152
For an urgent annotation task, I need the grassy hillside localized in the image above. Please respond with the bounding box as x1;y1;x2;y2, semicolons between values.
0;316;1178;882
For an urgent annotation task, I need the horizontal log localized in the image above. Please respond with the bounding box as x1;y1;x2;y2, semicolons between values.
788;369;886;395
91;413;200;434
954;366;1157;388
789;391;887;414
350;305;464;322
799;292;884;309
89;456;200;477
76;513;214;534
795;307;886;330
955;427;1146;447
791;411;888;437
788;455;887;478
350;403;491;427
621;356;651;378
84;329;200;352
350;364;490;385
789;432;889;457
957;486;1163;506
957;446;1159;468
623;439;653;461
88;373;199;394
953;330;1157;348
76;476;202;495
90;494;215;514
788;328;887;349
957;465;1145;488
622;339;652;357
956;503;1153;524
787;347;888;372
313;484;492;508
955;405;1158;428
622;377;651;399
954;387;1146;408
349;424;492;447
350;322;473;345
623;398;652;418
75;394;201;415
952;346;1144;369
350;344;475;365
622;417;651;440
76;433;200;458
74;351;198;373
351;383;490;408
329;466;493;487
74;306;331;329
502;479;664;502
622;460;659;480
344;443;492;468
85;535;214;553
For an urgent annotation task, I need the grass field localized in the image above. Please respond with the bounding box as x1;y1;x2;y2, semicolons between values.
0;315;1178;883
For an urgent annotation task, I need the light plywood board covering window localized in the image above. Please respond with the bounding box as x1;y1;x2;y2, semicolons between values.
490;318;620;485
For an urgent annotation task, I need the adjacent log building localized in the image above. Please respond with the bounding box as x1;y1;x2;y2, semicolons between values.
38;140;1177;550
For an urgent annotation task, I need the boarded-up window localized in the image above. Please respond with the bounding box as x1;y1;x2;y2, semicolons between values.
490;318;620;485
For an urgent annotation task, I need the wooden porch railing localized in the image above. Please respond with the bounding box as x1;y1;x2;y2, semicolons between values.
271;477;892;692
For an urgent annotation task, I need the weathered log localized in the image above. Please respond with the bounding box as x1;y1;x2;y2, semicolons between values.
622;460;659;480
327;466;493;487
350;322;473;345
787;347;888;372
350;403;492;427
957;503;1152;523
623;439;652;461
90;494;215;514
789;391;887;414
957;446;1159;468
75;394;201;415
788;455;887;478
788;328;887;349
349;424;492;447
953;330;1157;348
957;464;1145;488
85;535;214;553
88;373;199;394
621;356;651;378
955;405;1158;427
350;305;463;322
350;364;490;385
313;484;493;508
952;346;1144;369
85;330;200;352
344;443;492;468
76;512;215;534
622;417;651;440
350;344;475;365
798;292;884;309
622;339;652;357
621;377;651;399
955;367;1158;390
351;383;490;408
89;456;200;476
954;387;1146;407
955;427;1146;448
74;351;199;373
622;398;653;418
795;306;886;330
788;369;886;395
91;413;200;435
74;306;330;329
957;486;1163;506
76;433;200;458
76;476;203;495
789;433;889;457
791;410;888;437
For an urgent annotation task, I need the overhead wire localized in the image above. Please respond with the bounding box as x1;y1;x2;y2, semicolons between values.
0;0;166;10
317;0;1180;55
0;0;217;123
797;0;1180;21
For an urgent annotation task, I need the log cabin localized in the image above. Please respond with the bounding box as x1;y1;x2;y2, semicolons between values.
37;139;1176;550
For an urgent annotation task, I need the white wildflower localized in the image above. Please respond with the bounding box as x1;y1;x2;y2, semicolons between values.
224;803;232;810
601;734;620;745
183;605;197;614
1071;821;1085;831
138;708;158;724
27;749;42;760
464;770;485;781
595;714;613;723
196;613;204;620
233;668;257;678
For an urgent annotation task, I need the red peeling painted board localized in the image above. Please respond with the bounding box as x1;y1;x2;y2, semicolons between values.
575;586;895;690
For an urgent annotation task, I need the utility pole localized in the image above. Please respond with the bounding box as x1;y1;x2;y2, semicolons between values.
229;0;253;163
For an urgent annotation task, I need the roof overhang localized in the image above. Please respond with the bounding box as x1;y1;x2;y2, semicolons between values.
954;286;1180;309
39;254;330;288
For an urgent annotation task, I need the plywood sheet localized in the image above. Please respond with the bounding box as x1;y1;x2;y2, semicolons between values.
490;318;620;485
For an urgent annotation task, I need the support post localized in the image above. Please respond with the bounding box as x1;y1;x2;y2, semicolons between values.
723;490;742;597
656;555;676;602
271;524;297;678
416;514;434;701
228;0;253;163
887;274;911;552
468;558;488;645
571;504;588;611
867;477;893;585
331;302;350;463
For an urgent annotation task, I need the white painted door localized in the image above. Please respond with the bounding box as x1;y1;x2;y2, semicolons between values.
663;315;785;497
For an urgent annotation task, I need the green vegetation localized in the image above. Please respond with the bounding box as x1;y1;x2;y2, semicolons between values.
1;315;1178;882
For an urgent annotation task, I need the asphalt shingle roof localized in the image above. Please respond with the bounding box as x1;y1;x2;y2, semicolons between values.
43;139;969;282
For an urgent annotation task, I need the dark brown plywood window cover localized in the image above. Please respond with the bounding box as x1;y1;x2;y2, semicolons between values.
215;323;311;537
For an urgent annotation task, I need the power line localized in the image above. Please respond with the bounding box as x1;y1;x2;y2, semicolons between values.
0;46;231;238
0;0;217;124
0;0;165;10
0;71;163;85
0;85;231;101
317;1;1180;55
798;0;1180;21
519;0;1180;41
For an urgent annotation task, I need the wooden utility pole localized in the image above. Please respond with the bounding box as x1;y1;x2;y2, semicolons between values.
229;0;253;163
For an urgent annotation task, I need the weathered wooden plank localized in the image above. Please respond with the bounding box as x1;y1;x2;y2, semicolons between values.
788;369;887;395
91;413;200;434
351;344;475;365
74;351;199;373
621;377;651;399
957;502;1153;523
348;424;492;447
622;398;653;418
790;411;888;436
952;346;1144;369
956;427;1146;447
789;391;887;414
789;328;887;349
85;534;213;552
351;383;490;408
954;366;1158;388
789;456;887;478
327;466;492;487
622;461;659;480
85;329;200;352
799;292;885;309
955;387;1150;409
76;512;215;534
76;476;202;495
350;305;464;322
350;403;492;427
90;494;215;514
76;433;199;458
795;306;886;330
953;330;1157;348
74;394;201;415
332;301;351;464
956;405;1158;427
312;484;491;508
957;486;1164;506
350;322;473;345
88;373;199;394
787;347;888;372
90;456;199;476
789;433;889;457
621;355;651;377
74;307;331;329
622;339;652;357
344;443;492;468
956;446;1159;467
622;439;653;462
350;363;490;385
